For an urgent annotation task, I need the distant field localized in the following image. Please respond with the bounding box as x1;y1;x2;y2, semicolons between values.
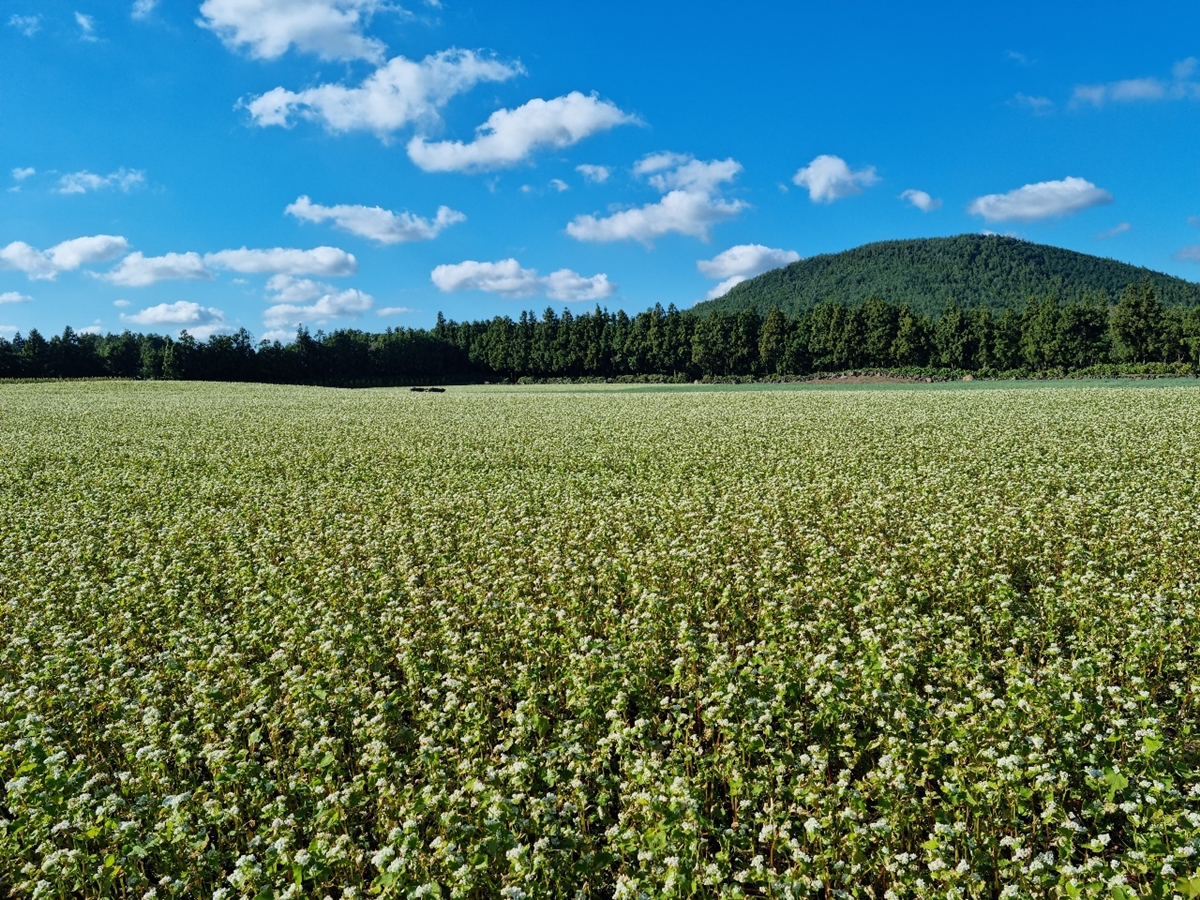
3;382;1200;899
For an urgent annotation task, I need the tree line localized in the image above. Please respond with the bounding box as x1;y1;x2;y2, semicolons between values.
2;281;1198;384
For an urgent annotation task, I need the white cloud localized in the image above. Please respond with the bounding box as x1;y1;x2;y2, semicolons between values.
968;176;1113;223
8;14;40;36
12;167;35;182
57;168;145;195
285;195;465;244
0;291;32;304
407;92;637;172
697;244;800;300
431;258;616;301
99;252;213;287
121;301;228;338
0;326;17;336
1072;58;1200;107
0;235;130;280
1012;93;1055;114
792;154;879;203
1176;246;1200;263
114;299;131;307
262;275;374;329
1097;222;1131;239
576;164;610;183
198;0;390;62
77;324;103;336
245;50;520;136
377;306;415;316
75;12;97;40
567;153;746;245
900;189;942;212
204;246;357;276
132;0;158;19
550;178;569;192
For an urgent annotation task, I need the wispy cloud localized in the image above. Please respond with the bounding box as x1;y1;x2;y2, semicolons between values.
75;12;98;41
57;168;145;195
1012;93;1054;114
1072;57;1200;107
8;14;40;36
285;196;465;243
1097;222;1131;239
0;291;33;304
132;0;158;20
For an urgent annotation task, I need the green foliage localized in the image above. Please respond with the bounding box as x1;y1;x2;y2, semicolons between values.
697;234;1200;318
3;382;1200;897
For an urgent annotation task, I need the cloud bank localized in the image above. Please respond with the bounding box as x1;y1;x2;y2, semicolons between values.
431;259;616;302
0;235;130;280
697;244;801;300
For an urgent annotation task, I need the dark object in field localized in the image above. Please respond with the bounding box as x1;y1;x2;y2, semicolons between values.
410;386;446;393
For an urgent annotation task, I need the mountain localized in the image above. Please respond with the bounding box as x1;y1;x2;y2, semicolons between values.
693;234;1200;318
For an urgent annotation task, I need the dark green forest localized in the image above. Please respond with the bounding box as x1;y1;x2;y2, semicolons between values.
697;234;1200;317
3;279;1200;384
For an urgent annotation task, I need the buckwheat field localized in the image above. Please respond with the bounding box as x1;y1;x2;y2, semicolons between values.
4;381;1200;900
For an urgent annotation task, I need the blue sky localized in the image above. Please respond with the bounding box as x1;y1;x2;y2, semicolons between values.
2;1;1199;341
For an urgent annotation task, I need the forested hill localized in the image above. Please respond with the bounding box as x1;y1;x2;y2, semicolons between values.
695;234;1200;317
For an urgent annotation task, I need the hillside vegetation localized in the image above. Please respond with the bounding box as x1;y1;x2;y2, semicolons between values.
696;234;1200;317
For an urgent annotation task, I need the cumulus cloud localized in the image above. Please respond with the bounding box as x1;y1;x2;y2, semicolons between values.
198;0;390;62
0;291;32;304
407;92;637;172
567;153;746;245
8;14;40;36
245;50;520;136
900;189;942;212
1072;58;1200;107
576;164;610;183
285;195;465;244
968;177;1113;223
12;167;35;181
377;305;415;316
792;154;879;203
0;235;130;280
121;301;228;338
1097;222;1132;239
132;0;158;19
57;168;145;195
261;275;373;329
204;246;357;276
697;244;801;301
98;252;213;287
431;258;616;302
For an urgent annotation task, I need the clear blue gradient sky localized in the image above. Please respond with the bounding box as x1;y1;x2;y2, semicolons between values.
2;1;1199;340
